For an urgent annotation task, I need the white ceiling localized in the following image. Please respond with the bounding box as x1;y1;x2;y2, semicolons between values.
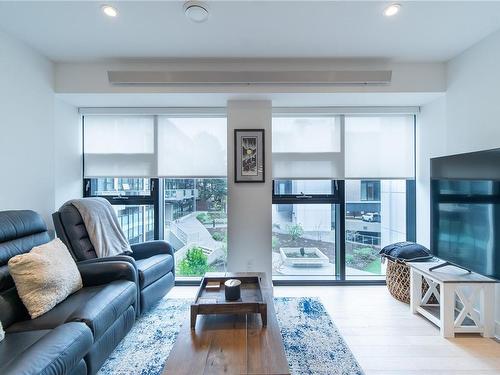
1;1;500;63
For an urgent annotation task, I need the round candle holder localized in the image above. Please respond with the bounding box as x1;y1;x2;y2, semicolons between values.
224;279;241;301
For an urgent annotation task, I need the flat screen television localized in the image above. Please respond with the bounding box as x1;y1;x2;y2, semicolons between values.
431;149;500;280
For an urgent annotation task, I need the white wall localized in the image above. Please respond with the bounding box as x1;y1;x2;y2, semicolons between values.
417;28;500;336
227;101;272;284
417;29;500;245
416;96;447;247
0;31;82;227
0;30;55;226
54;98;82;209
446;29;500;155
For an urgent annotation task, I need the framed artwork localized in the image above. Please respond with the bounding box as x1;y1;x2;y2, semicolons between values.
234;129;265;183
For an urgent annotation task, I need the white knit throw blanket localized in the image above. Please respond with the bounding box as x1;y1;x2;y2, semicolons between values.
65;198;132;258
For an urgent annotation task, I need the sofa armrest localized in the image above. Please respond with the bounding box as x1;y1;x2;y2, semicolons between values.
130;240;175;260
78;260;137;287
78;255;137;269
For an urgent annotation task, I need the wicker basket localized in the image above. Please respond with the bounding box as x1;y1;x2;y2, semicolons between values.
385;258;437;304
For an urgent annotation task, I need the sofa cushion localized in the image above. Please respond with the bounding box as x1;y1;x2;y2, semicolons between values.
8;238;83;319
0;210;50;267
0;210;51;328
56;204;98;261
7;280;136;341
136;254;174;289
0;329;48;363
0;322;92;375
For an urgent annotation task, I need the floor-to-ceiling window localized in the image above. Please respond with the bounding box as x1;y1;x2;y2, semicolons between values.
272;116;343;280
82;109;415;284
343;115;416;279
83;113;227;279
272;112;416;282
156;116;227;277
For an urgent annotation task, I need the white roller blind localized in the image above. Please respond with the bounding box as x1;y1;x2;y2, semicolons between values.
157;117;227;177
84;116;155;177
272;117;343;179
345;115;414;179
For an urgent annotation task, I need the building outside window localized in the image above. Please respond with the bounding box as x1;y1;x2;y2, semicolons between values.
360;180;380;201
115;204;155;244
345;179;407;276
164;179;196;220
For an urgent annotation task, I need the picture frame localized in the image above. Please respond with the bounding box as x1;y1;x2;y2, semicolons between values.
234;129;265;183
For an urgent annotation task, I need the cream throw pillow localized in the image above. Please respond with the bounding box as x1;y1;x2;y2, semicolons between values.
8;238;83;319
0;320;4;342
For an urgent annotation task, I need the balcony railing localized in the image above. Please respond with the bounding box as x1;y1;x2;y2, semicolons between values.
346;231;380;246
169;221;200;245
164;189;198;200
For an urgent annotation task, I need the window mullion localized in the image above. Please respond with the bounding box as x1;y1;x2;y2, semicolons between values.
152;178;161;240
337;180;346;280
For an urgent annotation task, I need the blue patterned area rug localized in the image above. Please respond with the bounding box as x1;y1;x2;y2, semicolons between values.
98;297;364;375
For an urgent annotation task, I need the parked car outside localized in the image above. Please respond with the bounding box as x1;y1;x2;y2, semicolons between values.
361;212;380;222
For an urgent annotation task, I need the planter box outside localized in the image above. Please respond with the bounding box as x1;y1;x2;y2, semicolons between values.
280;247;330;267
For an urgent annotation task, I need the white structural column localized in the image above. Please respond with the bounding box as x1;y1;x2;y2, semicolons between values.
226;100;273;284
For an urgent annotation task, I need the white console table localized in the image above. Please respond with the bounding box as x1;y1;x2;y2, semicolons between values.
408;261;496;338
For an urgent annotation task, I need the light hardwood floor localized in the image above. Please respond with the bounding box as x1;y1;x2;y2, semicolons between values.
169;285;500;375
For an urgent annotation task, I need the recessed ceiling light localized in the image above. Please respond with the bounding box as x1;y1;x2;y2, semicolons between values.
184;1;209;23
384;3;401;17
101;4;118;18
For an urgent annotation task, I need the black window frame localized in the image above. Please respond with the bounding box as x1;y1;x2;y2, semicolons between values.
272;180;341;205
272;179;344;281
272;178;416;285
83;177;160;240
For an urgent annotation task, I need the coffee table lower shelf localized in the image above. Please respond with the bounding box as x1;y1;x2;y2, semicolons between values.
191;302;268;329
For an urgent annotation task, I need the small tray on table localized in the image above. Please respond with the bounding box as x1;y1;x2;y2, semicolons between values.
191;273;267;329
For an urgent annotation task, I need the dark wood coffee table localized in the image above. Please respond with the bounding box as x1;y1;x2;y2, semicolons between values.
190;273;268;329
162;272;290;375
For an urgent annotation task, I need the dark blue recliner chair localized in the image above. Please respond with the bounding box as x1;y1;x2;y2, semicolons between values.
52;203;175;316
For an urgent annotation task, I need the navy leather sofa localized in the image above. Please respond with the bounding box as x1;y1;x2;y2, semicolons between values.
0;210;137;375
